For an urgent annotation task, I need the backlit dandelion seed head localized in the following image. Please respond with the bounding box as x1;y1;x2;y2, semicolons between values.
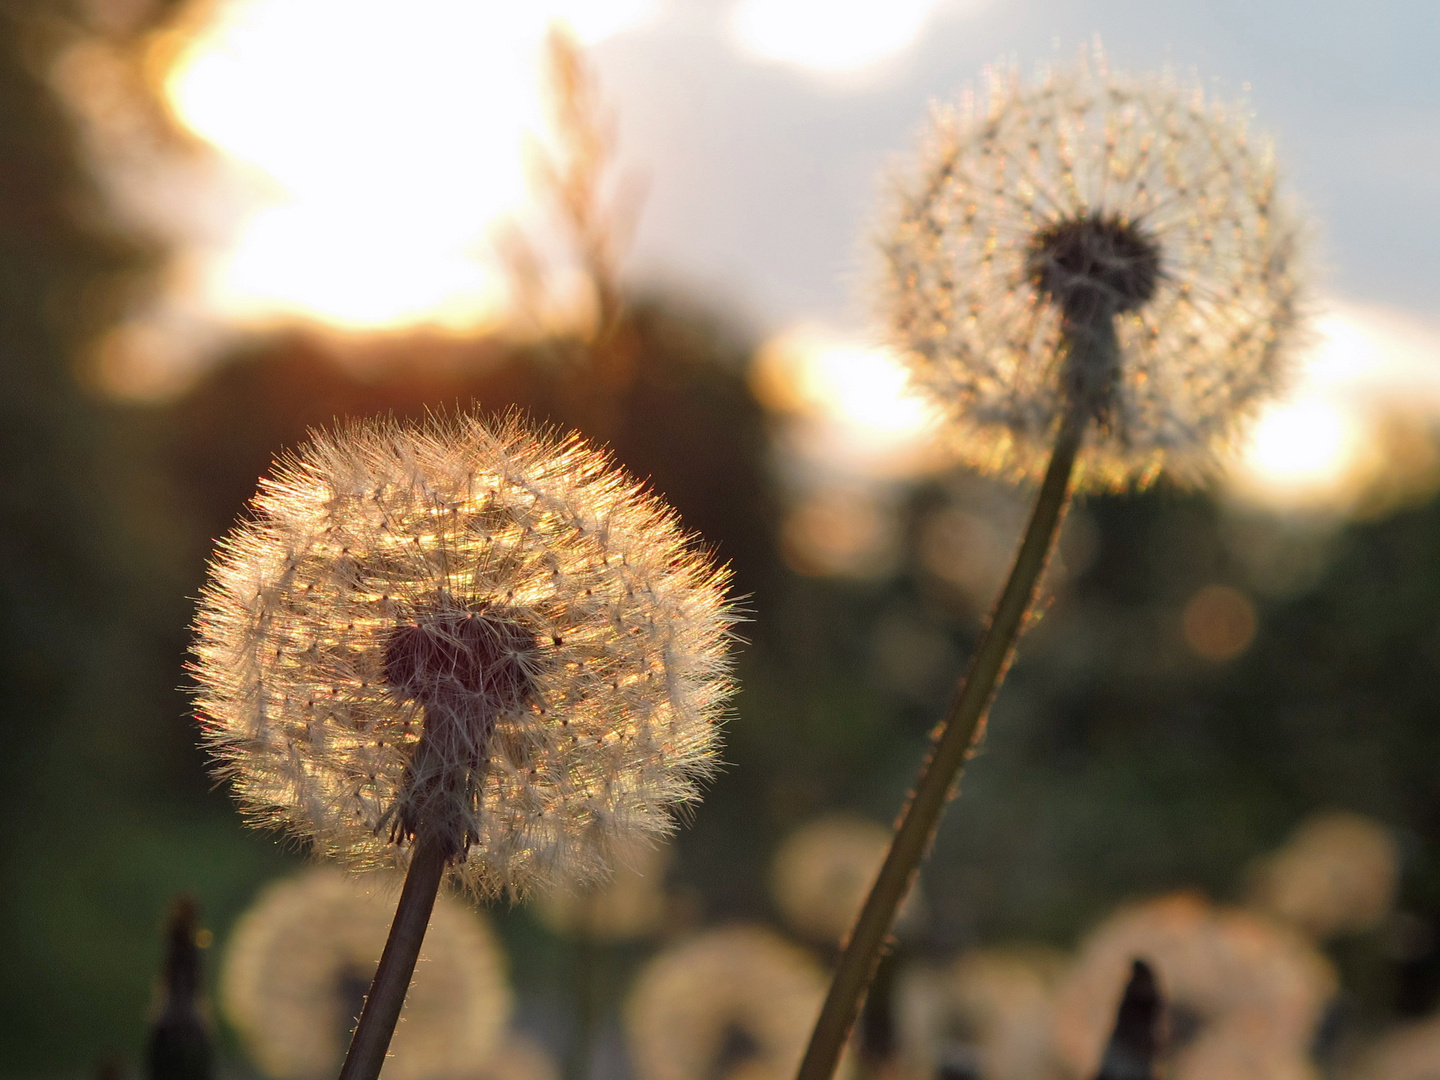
879;50;1306;489
221;867;510;1080
625;925;830;1080
1051;893;1336;1080
192;414;736;897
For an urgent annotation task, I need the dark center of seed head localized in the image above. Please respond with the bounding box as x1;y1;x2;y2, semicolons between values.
383;608;539;713
382;608;541;854
1027;213;1161;322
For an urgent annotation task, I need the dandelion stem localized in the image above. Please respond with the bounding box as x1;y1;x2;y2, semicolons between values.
795;405;1087;1080
337;833;447;1080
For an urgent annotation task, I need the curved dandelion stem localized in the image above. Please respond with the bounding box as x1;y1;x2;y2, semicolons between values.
337;833;448;1080
795;403;1088;1080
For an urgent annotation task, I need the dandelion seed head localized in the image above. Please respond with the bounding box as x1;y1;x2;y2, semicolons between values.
895;948;1065;1080
1051;893;1335;1080
192;414;737;897
221;867;511;1080
1246;812;1399;939
879;50;1307;489
1351;1014;1440;1080
625;925;831;1080
769;815;921;945
533;836;673;941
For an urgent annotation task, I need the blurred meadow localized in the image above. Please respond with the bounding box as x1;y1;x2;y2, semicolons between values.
5;0;1440;1077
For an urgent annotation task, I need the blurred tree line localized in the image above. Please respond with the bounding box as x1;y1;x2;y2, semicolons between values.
6;1;1440;1074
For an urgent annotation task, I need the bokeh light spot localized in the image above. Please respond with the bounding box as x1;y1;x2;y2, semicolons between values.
1181;584;1257;662
750;323;941;476
780;487;895;578
1239;398;1363;501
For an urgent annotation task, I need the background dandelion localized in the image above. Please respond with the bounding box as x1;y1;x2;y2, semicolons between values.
1051;893;1336;1080
880;51;1305;488
1246;812;1400;940
625;925;831;1080
1348;1014;1440;1080
222;867;511;1080
896;948;1066;1080
770;815;918;945
533;836;672;941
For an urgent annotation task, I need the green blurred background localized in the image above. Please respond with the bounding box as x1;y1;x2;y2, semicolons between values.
4;1;1440;1075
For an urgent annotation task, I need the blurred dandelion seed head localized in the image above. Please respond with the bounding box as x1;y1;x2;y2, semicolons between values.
1350;1014;1440;1080
192;414;737;896
475;1033;563;1080
626;925;831;1080
770;815;920;944
1051;893;1336;1080
1246;812;1400;939
221;867;511;1080
879;50;1306;489
896;948;1067;1080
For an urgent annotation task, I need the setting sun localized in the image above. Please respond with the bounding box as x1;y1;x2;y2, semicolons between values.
1230;305;1440;511
162;0;652;331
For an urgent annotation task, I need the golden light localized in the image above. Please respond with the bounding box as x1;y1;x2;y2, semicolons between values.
1181;584;1258;662
729;0;956;74
1237;397;1366;502
162;0;654;332
750;323;941;474
780;486;896;578
1229;304;1440;512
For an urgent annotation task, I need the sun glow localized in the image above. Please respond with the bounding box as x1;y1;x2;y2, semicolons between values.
729;0;963;75
1230;305;1440;511
1240;398;1365;498
161;0;653;332
750;324;941;475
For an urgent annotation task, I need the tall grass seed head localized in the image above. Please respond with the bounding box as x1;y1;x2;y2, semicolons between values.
879;49;1307;489
192;414;737;897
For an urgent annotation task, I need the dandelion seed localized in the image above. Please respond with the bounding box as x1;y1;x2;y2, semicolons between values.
880;49;1305;488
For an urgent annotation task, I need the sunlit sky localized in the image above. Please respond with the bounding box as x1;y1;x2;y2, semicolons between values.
80;0;1440;511
162;0;657;330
